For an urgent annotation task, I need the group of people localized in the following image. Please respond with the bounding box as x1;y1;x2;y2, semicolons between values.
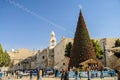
60;69;80;80
60;68;105;80
30;68;43;80
60;69;69;80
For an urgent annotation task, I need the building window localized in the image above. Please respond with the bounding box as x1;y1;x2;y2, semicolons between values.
18;64;20;66
51;55;54;57
63;63;65;66
52;40;55;43
42;56;45;59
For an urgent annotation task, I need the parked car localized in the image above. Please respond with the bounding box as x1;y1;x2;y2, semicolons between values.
32;69;37;76
46;68;54;75
102;67;116;77
17;70;29;78
22;72;29;76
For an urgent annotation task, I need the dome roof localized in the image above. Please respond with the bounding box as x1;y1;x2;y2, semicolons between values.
51;31;55;36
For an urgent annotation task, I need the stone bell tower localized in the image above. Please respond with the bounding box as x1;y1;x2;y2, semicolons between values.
49;31;56;49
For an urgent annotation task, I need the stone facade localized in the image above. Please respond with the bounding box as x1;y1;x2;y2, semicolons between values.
28;38;74;70
8;48;36;70
92;38;120;68
54;38;73;70
8;38;120;70
53;38;120;69
35;48;54;69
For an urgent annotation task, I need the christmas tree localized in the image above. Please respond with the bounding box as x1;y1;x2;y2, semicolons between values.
69;10;96;68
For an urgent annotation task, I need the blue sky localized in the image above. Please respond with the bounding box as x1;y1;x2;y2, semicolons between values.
0;0;120;51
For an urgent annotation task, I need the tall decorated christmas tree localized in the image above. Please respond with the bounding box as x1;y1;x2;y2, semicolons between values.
69;10;96;68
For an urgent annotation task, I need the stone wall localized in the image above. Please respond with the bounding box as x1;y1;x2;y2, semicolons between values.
103;38;120;67
36;48;48;68
8;48;36;70
48;49;54;68
37;38;118;69
8;38;120;70
36;48;54;69
54;38;73;70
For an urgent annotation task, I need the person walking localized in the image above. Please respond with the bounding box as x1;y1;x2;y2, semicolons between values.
74;70;78;80
64;69;69;80
87;70;90;80
55;69;58;77
79;72;81;79
86;65;91;80
100;70;103;80
41;69;44;77
61;69;65;80
39;69;43;80
37;68;40;80
16;71;18;79
29;70;32;80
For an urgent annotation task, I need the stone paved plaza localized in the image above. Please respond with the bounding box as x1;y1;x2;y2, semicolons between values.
1;76;118;80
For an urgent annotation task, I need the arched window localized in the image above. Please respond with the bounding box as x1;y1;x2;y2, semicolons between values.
63;63;65;66
42;56;45;59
